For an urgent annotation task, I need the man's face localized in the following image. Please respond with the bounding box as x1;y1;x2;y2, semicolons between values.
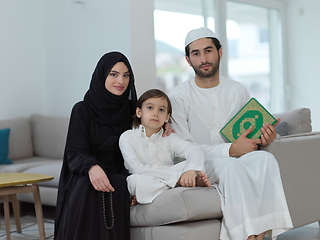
186;38;221;78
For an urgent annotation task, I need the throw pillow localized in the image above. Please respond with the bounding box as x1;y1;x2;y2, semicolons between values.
275;121;288;136
0;128;13;164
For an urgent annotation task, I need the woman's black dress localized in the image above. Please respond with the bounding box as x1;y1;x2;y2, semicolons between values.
54;51;137;240
54;102;130;240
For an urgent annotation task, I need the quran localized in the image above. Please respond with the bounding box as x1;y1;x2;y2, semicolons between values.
220;98;277;143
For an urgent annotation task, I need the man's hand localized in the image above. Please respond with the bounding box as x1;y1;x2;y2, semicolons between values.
178;170;197;188
162;123;175;137
88;165;114;192
229;126;261;157
260;118;280;146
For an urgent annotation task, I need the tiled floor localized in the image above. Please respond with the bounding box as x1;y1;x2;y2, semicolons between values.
267;222;320;240
1;218;320;240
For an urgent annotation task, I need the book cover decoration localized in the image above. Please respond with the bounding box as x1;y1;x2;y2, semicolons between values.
220;98;277;143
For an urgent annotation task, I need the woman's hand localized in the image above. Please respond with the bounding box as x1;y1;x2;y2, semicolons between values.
88;165;115;192
162;123;175;137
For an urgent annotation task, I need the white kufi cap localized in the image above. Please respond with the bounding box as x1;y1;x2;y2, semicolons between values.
185;27;218;47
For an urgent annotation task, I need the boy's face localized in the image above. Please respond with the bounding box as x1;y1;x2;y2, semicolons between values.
136;97;170;133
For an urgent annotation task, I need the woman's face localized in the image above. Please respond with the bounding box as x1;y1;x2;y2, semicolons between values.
105;62;130;95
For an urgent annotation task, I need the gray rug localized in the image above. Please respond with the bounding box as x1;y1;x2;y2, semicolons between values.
0;215;54;240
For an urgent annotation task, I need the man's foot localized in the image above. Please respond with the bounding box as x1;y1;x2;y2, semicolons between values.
195;171;211;187
256;231;266;240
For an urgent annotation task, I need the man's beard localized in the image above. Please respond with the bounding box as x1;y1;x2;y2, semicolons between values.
190;55;220;78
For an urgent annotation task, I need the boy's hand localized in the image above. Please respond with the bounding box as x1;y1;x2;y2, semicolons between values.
179;170;197;188
131;195;138;206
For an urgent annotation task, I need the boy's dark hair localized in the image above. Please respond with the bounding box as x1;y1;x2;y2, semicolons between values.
185;37;222;57
132;89;172;129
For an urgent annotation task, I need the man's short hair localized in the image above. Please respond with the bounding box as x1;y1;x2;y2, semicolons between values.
185;37;222;57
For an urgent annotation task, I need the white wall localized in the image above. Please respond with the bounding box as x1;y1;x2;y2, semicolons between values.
129;0;157;97
0;0;319;131
43;1;132;117
0;0;156;119
0;1;47;118
285;0;320;131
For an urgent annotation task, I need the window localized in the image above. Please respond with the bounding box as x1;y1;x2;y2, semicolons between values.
153;9;202;93
153;0;215;93
226;1;284;110
154;0;285;112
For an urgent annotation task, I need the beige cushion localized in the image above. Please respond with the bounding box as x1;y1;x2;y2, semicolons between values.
31;114;69;159
23;162;62;187
0;157;60;173
131;219;221;240
130;186;222;227
273;108;312;135
0;117;33;160
274;121;288;136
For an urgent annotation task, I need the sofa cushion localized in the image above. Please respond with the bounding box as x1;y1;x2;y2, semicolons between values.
275;121;288;136
0;117;33;160
0;128;13;164
131;219;221;240
273;108;312;135
130;186;222;227
31;114;69;159
23;162;62;187
0;157;60;173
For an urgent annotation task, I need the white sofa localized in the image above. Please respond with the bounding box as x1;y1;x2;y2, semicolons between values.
130;108;320;240
1;109;319;240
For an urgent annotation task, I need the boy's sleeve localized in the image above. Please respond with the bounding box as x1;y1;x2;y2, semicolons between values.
119;131;181;188
169;134;205;173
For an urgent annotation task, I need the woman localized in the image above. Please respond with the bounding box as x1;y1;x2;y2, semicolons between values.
54;52;137;240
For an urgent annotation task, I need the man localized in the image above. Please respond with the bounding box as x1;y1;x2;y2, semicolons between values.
170;27;279;158
169;27;293;240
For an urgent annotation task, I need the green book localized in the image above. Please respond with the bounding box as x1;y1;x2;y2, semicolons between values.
220;98;278;143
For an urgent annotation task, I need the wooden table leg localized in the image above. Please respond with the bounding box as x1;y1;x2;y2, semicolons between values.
32;185;46;240
10;194;22;233
3;195;11;240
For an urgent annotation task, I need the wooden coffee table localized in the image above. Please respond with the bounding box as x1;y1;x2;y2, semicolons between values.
0;172;54;240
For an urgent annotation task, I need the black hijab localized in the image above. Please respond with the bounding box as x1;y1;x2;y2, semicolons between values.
84;52;137;136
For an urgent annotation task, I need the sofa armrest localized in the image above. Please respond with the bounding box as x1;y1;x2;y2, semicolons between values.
261;132;320;228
